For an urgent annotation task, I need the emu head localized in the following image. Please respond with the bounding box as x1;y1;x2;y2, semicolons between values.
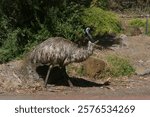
85;27;99;44
85;27;94;42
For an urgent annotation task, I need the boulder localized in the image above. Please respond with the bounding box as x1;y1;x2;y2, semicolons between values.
83;57;106;79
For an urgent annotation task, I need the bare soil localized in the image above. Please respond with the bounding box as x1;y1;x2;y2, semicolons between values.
1;35;150;100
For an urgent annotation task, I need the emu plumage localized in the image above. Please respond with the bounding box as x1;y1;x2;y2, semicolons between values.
29;28;95;87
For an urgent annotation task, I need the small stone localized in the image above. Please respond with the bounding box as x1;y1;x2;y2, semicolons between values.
136;68;150;76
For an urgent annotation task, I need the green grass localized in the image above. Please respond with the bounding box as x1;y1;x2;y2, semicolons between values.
129;18;150;35
129;19;145;28
104;55;135;77
76;65;85;77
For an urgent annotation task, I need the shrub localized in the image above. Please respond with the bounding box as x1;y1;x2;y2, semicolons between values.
129;18;150;35
82;7;122;36
0;1;84;63
0;16;10;46
129;19;145;28
44;4;84;41
0;29;20;62
105;55;135;77
0;2;123;63
91;0;109;8
24;26;52;53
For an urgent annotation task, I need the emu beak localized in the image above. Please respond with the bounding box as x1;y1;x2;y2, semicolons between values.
94;40;99;44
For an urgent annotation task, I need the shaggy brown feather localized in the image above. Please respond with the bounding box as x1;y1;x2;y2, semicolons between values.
29;28;95;87
30;37;94;66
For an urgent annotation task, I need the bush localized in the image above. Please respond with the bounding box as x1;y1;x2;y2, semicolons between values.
105;55;135;77
0;1;84;63
0;1;123;63
129;18;150;35
24;26;52;53
0;29;20;62
129;19;145;28
82;7;122;36
91;0;109;8
44;4;84;41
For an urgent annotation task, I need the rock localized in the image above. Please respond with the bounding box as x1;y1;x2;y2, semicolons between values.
83;57;106;79
136;68;150;76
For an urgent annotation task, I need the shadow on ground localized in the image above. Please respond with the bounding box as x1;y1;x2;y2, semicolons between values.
36;65;110;87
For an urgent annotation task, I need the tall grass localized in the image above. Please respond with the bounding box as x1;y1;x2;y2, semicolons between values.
105;55;135;77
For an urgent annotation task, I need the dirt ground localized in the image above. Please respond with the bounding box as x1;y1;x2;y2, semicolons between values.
1;35;150;100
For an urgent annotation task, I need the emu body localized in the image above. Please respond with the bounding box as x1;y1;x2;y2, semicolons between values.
30;37;94;66
29;28;94;87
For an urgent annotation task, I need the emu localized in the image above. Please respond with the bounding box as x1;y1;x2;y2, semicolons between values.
29;27;96;87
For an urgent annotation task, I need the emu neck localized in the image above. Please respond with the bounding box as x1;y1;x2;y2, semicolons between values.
70;41;94;63
87;41;94;53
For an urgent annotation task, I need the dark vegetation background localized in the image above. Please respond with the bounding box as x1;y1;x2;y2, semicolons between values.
0;0;150;63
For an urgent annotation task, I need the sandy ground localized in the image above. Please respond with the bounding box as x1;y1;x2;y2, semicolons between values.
0;35;150;100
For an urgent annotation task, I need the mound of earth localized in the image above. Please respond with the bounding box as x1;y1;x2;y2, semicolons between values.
0;60;45;93
83;57;106;78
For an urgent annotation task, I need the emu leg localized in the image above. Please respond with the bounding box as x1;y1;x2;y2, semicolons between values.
62;66;73;87
44;65;52;87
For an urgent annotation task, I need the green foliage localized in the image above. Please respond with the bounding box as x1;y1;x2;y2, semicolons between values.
129;18;150;35
98;0;109;9
45;4;84;41
76;65;85;76
67;64;85;77
0;1;124;63
24;26;52;52
105;55;135;77
0;1;84;63
90;0;109;9
82;7;122;36
0;16;11;46
0;29;20;62
129;19;145;28
97;0;150;12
